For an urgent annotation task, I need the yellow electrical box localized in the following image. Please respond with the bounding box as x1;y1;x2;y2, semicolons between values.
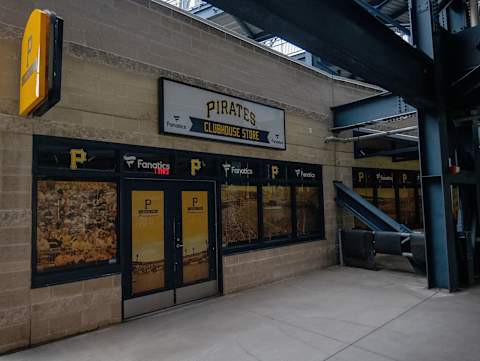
19;9;49;116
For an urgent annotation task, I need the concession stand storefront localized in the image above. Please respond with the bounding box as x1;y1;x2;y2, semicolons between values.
31;79;325;318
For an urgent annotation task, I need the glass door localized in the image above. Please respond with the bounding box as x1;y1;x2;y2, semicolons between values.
131;190;167;295
123;181;217;318
175;186;217;304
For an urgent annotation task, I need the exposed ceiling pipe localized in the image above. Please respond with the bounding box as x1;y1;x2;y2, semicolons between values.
325;125;418;143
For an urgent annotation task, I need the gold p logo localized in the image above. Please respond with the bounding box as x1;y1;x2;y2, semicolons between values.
191;159;202;176
358;171;364;183
70;149;87;170
271;165;279;179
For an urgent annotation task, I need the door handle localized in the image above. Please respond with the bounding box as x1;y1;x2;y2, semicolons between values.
176;244;183;248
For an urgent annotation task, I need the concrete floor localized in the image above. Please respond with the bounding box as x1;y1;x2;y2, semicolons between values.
3;266;480;361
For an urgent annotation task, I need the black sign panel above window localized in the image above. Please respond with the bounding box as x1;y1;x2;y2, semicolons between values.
220;159;259;181
38;145;116;171
265;163;287;182
353;168;376;188
175;154;217;178
396;170;419;187
122;152;172;175
288;164;320;183
376;170;394;187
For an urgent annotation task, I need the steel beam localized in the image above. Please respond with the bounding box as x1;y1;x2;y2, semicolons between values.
411;0;459;290
355;127;419;142
355;146;419;158
334;181;412;233
446;26;480;106
190;3;223;18
353;0;411;35
326;125;418;143
206;0;434;108
331;92;416;130
448;26;480;75
417;111;458;289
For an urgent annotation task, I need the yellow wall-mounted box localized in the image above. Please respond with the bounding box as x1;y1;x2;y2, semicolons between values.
19;9;49;116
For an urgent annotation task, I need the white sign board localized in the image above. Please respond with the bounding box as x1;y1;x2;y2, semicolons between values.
160;79;286;150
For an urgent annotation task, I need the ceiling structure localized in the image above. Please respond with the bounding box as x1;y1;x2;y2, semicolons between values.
159;0;420;161
188;0;412;79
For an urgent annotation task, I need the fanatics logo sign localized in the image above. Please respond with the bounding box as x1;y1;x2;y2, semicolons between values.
294;168;316;180
123;154;171;175
124;155;136;168
222;162;253;177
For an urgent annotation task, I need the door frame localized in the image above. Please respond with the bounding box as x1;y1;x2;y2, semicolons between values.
121;178;219;318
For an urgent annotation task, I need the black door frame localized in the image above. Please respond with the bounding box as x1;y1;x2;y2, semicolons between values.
171;181;217;290
121;178;218;314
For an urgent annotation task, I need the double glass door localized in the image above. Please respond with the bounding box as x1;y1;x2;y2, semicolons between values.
123;180;217;318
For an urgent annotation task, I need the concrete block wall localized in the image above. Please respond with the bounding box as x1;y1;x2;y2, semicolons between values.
0;126;122;353
0;132;32;354
30;276;121;345
223;240;335;294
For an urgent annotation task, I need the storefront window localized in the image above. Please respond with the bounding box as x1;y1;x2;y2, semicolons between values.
417;187;424;229
376;170;397;221
221;185;258;247
296;186;322;236
398;187;417;227
36;180;118;273
263;185;292;239
353;168;375;229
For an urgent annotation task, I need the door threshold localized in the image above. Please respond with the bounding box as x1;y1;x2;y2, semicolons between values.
123;293;221;322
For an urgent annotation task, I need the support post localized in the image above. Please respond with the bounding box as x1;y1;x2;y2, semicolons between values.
411;0;459;290
417;111;458;289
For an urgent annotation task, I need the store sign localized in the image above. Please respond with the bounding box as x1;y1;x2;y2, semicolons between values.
161;79;286;149
123;154;171;175
19;9;63;117
376;170;394;186
38;144;116;171
293;168;316;180
19;9;49;116
176;155;216;178
353;168;377;188
266;163;287;181
396;170;419;187
70;149;87;169
222;161;254;178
